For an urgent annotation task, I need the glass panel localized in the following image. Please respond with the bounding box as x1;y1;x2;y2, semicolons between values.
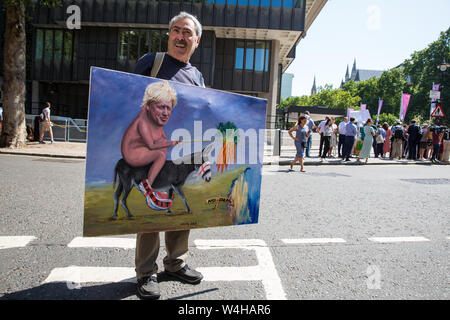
245;41;254;70
73;34;77;60
254;41;265;71
119;31;128;60
35;29;43;60
272;0;282;7
265;46;270;72
214;0;226;4
128;30;138;62
283;0;293;8
249;0;259;5
161;31;169;52
238;0;248;4
235;40;244;69
63;31;73;62
44;30;53;61
227;0;237;4
139;30;149;57
261;0;270;7
295;0;305;8
54;30;63;63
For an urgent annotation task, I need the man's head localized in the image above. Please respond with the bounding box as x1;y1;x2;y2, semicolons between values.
167;12;202;63
141;81;177;126
411;120;416;124
350;117;355;123
343;117;349;123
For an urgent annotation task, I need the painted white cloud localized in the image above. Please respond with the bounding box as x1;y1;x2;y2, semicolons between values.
366;5;382;31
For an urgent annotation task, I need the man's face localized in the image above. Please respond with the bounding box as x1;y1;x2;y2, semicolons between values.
146;98;173;127
167;18;200;63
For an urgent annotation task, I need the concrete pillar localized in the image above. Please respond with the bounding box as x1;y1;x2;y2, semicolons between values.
260;39;280;129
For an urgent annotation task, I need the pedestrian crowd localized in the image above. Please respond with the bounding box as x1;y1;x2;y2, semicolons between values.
288;112;450;171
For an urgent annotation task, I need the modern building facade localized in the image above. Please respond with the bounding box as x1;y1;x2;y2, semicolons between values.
280;72;294;100
0;0;327;128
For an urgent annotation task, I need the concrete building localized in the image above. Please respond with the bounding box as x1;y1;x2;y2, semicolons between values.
280;72;294;100
0;0;327;128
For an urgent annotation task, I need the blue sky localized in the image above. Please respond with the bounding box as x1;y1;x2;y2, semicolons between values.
85;68;266;184
285;0;450;96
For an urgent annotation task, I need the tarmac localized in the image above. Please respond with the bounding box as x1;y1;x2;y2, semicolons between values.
0;139;448;166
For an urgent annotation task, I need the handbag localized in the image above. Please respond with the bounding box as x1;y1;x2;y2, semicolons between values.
376;134;385;144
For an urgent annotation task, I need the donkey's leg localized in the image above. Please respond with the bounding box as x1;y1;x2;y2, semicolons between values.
120;182;135;220
166;187;175;216
173;185;192;214
112;181;123;220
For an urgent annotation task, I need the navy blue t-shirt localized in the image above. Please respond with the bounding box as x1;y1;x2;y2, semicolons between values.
133;53;205;87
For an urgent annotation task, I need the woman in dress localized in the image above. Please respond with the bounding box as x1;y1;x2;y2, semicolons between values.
357;118;376;163
321;118;333;160
382;123;391;158
328;121;338;157
288;115;310;172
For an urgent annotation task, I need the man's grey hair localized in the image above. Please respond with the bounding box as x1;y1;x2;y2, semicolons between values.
169;11;202;38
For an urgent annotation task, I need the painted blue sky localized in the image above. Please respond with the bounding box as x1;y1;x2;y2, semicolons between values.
85;67;266;184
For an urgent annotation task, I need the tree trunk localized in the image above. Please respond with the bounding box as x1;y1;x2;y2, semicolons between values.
0;1;27;148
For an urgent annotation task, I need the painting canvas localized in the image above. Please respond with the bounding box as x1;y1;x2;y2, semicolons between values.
83;67;267;237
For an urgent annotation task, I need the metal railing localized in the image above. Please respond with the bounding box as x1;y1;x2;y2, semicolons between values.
26;115;87;142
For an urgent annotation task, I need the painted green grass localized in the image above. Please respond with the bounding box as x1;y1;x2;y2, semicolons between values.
84;166;248;236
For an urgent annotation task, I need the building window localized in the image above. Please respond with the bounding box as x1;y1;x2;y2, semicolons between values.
235;40;270;72
35;29;76;64
206;0;303;6
118;29;168;62
35;30;44;60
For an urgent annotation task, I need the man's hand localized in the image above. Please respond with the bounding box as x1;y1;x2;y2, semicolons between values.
169;140;182;147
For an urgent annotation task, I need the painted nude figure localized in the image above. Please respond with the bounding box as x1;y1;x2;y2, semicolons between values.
121;80;180;209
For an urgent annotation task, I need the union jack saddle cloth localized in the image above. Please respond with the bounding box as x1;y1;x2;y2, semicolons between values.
138;179;174;211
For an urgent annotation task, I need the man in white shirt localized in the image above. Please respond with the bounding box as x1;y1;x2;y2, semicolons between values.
317;116;330;157
338;117;348;158
303;111;316;157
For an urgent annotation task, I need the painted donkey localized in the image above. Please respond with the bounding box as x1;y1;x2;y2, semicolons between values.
112;144;213;220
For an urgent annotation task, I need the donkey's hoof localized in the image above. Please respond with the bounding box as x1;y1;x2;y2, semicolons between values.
166;211;172;216
112;215;118;220
127;215;135;220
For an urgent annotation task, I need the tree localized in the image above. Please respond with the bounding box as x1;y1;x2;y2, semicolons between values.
377;113;398;126
402;28;450;122
1;0;60;148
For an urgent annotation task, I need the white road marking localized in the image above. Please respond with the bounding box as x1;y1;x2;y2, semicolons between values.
368;236;430;243
67;237;136;249
195;239;286;300
44;266;136;284
282;238;346;244
0;236;36;249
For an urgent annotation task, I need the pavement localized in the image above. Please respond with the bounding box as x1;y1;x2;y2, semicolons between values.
1;137;448;166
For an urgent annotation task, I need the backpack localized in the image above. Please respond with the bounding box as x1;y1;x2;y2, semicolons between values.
393;127;404;140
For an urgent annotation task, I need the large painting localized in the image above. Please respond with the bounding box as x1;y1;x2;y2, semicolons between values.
83;67;267;236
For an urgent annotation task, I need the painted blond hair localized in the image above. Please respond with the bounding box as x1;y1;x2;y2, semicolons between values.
141;80;177;108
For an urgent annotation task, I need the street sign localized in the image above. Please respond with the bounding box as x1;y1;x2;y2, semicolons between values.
429;90;441;100
431;104;445;118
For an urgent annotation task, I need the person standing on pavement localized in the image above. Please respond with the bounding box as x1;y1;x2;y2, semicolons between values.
317;116;330;157
407;120;420;160
402;124;409;158
375;124;385;158
382;123;391;158
321;118;333;160
357;118;375;163
431;127;444;163
328;120;338;157
343;117;357;161
132;12;205;300
338;117;348;158
39;102;55;144
390;121;405;160
288;115;310;172
304;111;315;157
0;104;3;134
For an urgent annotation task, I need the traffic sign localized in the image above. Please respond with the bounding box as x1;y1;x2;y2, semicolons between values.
431;104;445;118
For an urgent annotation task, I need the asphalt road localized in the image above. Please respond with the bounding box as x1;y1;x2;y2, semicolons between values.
0;154;448;300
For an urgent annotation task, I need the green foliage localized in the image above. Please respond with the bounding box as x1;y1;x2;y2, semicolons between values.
377;113;398;126
216;122;239;144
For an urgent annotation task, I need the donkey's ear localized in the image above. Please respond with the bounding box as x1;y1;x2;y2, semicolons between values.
202;143;214;157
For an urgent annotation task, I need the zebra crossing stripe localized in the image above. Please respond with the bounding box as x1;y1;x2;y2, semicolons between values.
368;236;430;243
67;237;136;249
282;238;346;244
44;266;136;284
0;236;36;249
